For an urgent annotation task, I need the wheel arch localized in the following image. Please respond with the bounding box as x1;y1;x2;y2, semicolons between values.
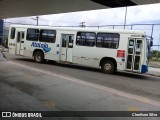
33;49;44;57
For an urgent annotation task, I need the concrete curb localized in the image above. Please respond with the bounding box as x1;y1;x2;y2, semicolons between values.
149;62;160;68
0;51;8;61
0;48;8;52
146;67;160;77
146;73;160;77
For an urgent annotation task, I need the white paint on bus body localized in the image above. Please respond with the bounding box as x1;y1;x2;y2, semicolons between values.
8;25;149;74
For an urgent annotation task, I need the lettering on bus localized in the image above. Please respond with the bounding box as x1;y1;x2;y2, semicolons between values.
31;42;51;53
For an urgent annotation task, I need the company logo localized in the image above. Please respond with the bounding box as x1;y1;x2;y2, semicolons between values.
9;43;15;46
2;112;11;117
2;112;42;118
31;42;51;53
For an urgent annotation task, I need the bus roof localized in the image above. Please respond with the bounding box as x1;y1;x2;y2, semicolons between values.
10;24;145;35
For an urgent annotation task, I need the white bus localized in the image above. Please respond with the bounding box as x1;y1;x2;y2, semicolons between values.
8;25;153;74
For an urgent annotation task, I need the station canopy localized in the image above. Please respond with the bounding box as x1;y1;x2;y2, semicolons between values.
0;0;160;18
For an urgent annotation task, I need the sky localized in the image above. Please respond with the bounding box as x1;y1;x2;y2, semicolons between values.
5;3;160;26
4;3;160;49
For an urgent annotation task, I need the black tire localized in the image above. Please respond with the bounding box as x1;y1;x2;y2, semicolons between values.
34;51;44;63
101;60;115;74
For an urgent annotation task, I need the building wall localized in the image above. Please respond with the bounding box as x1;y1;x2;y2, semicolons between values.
0;19;4;45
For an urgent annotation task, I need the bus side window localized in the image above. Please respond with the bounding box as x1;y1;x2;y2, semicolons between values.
22;32;25;39
76;32;96;47
62;38;66;47
17;32;20;42
96;33;120;49
26;29;39;41
136;40;142;54
39;29;56;43
10;27;16;39
68;36;73;48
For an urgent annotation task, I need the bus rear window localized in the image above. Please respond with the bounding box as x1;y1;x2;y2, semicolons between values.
10;27;16;39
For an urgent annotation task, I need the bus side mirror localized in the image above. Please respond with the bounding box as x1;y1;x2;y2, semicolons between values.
150;41;153;47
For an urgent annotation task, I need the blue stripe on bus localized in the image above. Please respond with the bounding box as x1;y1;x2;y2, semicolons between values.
141;65;148;74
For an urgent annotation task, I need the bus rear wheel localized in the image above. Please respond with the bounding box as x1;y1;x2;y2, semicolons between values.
101;60;115;74
34;51;44;63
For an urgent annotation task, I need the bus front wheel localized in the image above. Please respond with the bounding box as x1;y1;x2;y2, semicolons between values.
34;51;44;63
101;60;115;74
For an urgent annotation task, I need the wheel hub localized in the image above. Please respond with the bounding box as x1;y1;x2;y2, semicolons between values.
36;54;41;61
104;63;111;70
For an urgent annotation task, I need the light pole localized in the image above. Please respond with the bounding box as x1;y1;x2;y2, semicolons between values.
124;7;127;29
157;34;160;60
31;16;39;26
79;22;86;28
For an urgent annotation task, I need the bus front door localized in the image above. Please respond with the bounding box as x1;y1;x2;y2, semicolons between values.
126;39;143;72
16;31;25;55
60;34;74;62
